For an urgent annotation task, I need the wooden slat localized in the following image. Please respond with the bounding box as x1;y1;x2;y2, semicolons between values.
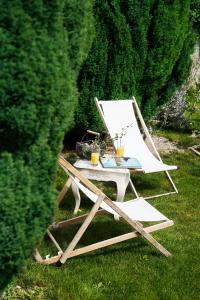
164;170;178;193
132;96;163;162
144;191;177;200
86;129;100;136
58;156;102;196
69;220;174;258
128;175;140;198
49;209;107;230
189;146;200;156
95;97;109;136
47;230;63;253
34;249;43;263
60;194;105;264
34;248;61;265
40;255;61;265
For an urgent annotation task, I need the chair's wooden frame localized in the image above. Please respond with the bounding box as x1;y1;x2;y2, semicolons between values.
95;96;178;200
189;145;200;156
35;156;174;265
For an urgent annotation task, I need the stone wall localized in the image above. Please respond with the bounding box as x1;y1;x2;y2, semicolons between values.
156;41;200;129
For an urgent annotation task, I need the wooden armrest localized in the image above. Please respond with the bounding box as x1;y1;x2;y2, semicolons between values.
86;130;100;136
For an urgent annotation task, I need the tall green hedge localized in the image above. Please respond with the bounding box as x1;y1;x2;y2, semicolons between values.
75;0;193;132
191;0;200;33
0;0;94;291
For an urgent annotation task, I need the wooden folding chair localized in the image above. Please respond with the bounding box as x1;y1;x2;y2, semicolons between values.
35;156;174;265
95;96;178;200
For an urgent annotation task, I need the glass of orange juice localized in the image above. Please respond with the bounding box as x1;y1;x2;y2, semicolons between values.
116;146;124;157
91;144;100;166
91;152;100;166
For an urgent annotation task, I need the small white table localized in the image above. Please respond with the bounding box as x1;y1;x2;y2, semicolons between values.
71;159;130;214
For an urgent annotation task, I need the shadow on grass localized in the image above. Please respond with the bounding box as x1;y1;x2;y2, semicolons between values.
40;215;164;263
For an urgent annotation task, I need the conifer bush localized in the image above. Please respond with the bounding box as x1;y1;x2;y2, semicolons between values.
191;0;200;33
75;0;193;132
0;0;94;291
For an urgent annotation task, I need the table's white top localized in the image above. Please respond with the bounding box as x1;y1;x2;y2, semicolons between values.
74;159;130;174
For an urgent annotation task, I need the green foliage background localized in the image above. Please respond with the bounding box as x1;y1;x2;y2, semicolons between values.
0;0;198;292
75;0;194;133
191;0;200;33
0;0;94;291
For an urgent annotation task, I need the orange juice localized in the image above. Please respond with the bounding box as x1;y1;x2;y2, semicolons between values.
91;152;100;165
116;146;124;157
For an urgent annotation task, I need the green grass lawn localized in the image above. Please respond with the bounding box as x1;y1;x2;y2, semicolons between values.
3;133;200;300
185;86;200;132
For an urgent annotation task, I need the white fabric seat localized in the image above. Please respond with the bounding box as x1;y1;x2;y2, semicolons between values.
74;177;168;222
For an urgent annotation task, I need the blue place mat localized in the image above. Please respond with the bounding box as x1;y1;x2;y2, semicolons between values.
100;156;142;169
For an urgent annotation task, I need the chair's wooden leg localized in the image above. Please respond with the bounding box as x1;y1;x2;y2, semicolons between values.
132;96;178;197
47;230;63;253
144;191;177;200
130;171;178;200
34;249;43;263
189;146;200;156
59;194;105;264
129;179;140;198
140;228;171;257
56;177;72;206
164;171;178;194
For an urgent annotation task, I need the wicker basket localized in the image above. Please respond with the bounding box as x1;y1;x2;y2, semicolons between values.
76;133;95;159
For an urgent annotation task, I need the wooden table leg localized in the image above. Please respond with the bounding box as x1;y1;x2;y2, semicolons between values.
56;178;72;206
71;180;81;214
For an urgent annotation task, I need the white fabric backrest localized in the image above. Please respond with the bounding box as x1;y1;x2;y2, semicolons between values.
99;100;141;156
98;100;177;173
99;100;154;163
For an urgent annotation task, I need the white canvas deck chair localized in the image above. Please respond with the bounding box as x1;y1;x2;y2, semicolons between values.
35;156;174;265
95;96;178;200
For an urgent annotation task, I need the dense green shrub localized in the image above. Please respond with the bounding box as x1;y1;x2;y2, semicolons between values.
140;1;193;117
191;0;200;33
64;0;95;76
74;0;193;132
0;0;94;291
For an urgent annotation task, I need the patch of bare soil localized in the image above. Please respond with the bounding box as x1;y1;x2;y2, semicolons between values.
149;135;184;153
